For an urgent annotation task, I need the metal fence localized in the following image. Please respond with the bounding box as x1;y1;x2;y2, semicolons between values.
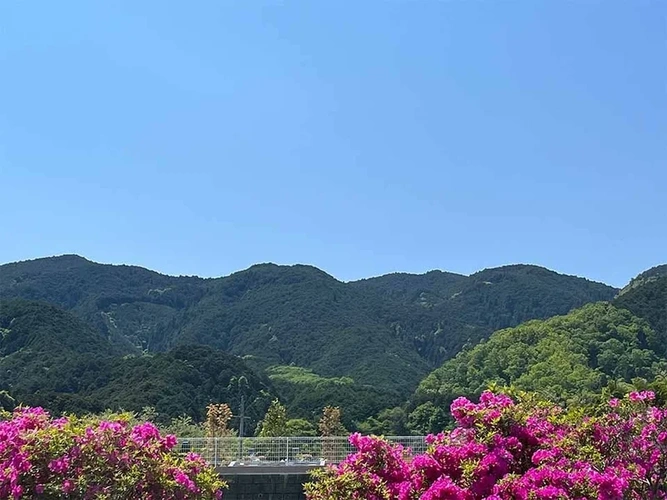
176;436;428;467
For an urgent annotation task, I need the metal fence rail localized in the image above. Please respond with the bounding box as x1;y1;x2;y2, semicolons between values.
176;436;428;467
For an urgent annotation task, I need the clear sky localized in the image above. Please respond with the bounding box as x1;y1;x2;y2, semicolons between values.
1;1;664;287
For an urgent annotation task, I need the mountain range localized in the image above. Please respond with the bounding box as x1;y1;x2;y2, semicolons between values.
3;254;658;432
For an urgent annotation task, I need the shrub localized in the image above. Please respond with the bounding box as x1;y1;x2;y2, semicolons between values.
305;391;667;499
0;407;226;499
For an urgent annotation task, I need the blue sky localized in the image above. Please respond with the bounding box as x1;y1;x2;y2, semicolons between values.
1;1;664;287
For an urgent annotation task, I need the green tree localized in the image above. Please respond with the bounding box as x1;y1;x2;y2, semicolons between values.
357;407;409;435
257;399;288;437
285;418;317;436
137;406;159;423
164;414;204;438
407;402;449;435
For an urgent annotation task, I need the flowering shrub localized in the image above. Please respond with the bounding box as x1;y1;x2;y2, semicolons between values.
0;407;226;499
305;391;667;499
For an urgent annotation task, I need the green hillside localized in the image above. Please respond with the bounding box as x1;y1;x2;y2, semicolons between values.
354;264;617;364
0;300;275;426
0;255;205;352
617;265;667;297
410;302;667;433
82;345;275;426
615;273;667;350
174;263;431;406
0;299;120;410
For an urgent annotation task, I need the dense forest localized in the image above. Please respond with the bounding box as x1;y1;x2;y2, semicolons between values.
0;300;274;429
409;302;667;433
5;254;663;434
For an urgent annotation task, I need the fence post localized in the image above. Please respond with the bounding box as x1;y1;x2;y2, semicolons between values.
214;438;218;467
286;437;289;464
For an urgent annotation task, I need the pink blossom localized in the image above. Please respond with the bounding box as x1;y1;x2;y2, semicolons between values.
306;391;667;500
0;407;226;499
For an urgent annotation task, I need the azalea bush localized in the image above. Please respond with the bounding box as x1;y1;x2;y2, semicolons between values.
305;390;667;499
0;407;226;499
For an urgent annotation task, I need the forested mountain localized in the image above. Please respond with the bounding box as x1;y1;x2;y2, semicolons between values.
615;271;667;344
0;255;618;427
0;255;205;353
618;265;667;296
403;265;667;435
78;345;275;426
1;299;116;413
354;264;617;364
0;300;274;426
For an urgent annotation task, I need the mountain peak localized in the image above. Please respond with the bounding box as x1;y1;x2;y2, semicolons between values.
619;264;667;296
3;254;90;266
237;262;339;282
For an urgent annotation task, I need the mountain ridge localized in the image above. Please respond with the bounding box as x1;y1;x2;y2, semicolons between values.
2;254;617;287
0;254;622;427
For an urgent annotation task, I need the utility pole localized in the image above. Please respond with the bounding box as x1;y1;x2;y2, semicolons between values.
238;395;245;460
235;395;252;461
229;376;254;462
239;395;246;437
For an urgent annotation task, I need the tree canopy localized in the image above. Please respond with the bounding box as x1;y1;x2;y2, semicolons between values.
411;303;667;433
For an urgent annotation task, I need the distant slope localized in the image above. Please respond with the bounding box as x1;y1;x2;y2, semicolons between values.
0;298;117;357
351;270;467;305
455;264;617;329
0;299;275;425
618;264;667;296
353;264;617;364
614;269;667;356
81;345;275;426
0;299;118;411
0;255;205;352
176;263;429;395
0;255;618;424
410;303;665;433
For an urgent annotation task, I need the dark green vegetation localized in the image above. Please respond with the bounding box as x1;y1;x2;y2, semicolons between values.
615;266;667;347
0;300;273;426
0;255;621;430
354;265;616;364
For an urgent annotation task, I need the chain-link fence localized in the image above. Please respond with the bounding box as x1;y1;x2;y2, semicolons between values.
176;436;427;467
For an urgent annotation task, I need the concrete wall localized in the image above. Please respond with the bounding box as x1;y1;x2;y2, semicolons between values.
218;466;319;500
221;473;308;500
